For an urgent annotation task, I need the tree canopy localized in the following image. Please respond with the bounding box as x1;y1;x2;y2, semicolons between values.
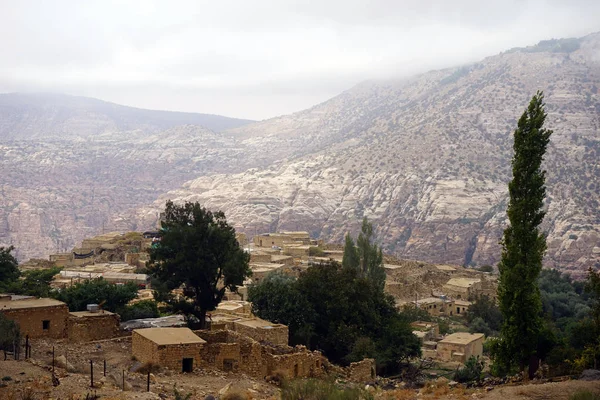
0;246;20;289
249;262;420;375
495;91;552;377
148;200;250;328
53;278;138;313
342;217;385;290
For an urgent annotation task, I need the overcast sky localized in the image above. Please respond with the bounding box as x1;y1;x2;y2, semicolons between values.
0;1;598;120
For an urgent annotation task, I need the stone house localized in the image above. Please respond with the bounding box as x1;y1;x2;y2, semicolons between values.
437;333;484;363
414;297;450;316
132;328;206;372
67;310;121;342
454;300;472;316
442;277;483;299
0;296;69;339
207;314;289;346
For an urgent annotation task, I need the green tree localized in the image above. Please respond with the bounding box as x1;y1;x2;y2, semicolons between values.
119;300;160;321
342;233;359;269
0;246;20;288
148;201;251;329
342;218;385;290
249;262;420;374
0;313;20;353
53;278;138;313
467;295;503;334
15;267;61;297
496;91;552;377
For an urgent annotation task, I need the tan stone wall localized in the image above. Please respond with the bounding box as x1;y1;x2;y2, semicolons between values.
233;321;289;346
67;314;121;342
1;305;69;339
132;332;204;371
348;359;376;382
125;253;140;266
157;343;204;371
250;253;271;263
437;339;482;363
132;331;159;364
265;349;325;378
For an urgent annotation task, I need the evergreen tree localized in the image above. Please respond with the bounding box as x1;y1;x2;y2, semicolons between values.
356;218;385;290
342;233;359;269
341;218;386;290
496;91;552;377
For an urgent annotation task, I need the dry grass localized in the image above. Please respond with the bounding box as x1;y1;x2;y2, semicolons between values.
222;389;252;400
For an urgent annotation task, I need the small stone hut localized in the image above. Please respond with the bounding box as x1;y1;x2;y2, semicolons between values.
0;296;69;338
68;310;121;342
437;332;484;363
132;328;206;372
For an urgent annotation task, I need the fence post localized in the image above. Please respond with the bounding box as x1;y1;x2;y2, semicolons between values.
147;370;150;391
25;335;29;359
122;370;125;391
52;346;55;374
90;360;94;388
104;360;106;376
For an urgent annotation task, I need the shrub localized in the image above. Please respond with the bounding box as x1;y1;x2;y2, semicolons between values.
570;390;600;400
281;379;373;400
453;356;484;383
119;300;160;321
309;246;326;257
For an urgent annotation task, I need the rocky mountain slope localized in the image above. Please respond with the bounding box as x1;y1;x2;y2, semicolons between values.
0;93;253;139
0;96;257;261
128;34;600;278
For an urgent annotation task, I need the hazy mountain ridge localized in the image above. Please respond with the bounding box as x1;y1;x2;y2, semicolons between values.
0;93;254;139
128;33;600;277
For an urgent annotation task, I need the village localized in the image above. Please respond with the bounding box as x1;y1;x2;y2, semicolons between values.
0;227;520;400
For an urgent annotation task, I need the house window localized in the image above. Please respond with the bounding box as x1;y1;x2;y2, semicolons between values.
456;307;460;314
42;320;50;330
433;305;437;309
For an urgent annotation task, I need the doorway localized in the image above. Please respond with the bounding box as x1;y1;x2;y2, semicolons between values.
182;358;193;373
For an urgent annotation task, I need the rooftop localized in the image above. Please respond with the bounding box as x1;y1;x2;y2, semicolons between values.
439;332;484;345
234;317;284;329
133;327;206;345
0;297;66;310
445;278;481;288
70;310;115;317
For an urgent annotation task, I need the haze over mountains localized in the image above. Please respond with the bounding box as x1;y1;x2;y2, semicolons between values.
1;34;600;277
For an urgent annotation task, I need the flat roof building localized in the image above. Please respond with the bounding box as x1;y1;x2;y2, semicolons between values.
132;328;206;372
437;332;484;363
0;296;69;339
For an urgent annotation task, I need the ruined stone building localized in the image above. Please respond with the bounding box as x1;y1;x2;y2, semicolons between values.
442;277;482;299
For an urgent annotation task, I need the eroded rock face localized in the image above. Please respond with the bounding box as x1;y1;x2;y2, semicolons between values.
127;34;600;278
2;35;600;278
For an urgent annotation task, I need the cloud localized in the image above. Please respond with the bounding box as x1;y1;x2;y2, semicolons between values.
0;0;598;119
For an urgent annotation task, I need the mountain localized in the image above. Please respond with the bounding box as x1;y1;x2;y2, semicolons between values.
126;34;600;278
0;93;254;139
0;95;258;261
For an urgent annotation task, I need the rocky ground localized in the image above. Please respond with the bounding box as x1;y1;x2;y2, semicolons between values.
0;338;597;399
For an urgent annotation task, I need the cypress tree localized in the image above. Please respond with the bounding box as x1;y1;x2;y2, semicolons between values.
496;91;552;377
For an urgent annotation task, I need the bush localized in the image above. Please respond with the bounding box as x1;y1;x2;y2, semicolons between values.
281;379;374;400
309;247;326;257
53;278;138;312
119;300;160;321
570;390;600;400
453;356;484;383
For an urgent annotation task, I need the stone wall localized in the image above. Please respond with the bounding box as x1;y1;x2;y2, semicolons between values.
437;337;483;363
131;331;204;372
264;348;324;378
347;359;376;382
1;304;69;339
233;321;289;346
67;312;121;342
157;343;204;371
